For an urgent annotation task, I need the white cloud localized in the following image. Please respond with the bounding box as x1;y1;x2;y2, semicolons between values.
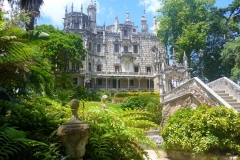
3;1;11;12
139;0;161;14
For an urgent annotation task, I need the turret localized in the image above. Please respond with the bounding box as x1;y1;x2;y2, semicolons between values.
141;3;148;32
71;3;73;12
153;16;159;35
114;11;119;32
125;11;132;25
65;6;67;15
183;51;188;67
87;0;97;31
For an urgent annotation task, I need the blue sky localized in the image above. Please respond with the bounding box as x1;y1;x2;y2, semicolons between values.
3;0;234;31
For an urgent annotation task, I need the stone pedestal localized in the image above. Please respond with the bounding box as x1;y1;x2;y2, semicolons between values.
57;99;92;159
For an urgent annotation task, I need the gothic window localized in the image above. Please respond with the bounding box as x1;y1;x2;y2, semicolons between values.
124;46;128;52
74;23;79;29
97;64;102;71
114;44;119;52
88;42;92;51
130;80;134;86
133;45;138;53
134;66;139;72
115;66;119;72
72;63;79;71
124;30;128;36
146;67;151;73
89;62;91;71
133;29;136;32
147;80;154;88
73;78;78;85
98;79;102;85
97;44;101;52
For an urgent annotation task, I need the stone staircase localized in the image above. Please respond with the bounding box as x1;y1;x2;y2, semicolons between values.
214;90;240;111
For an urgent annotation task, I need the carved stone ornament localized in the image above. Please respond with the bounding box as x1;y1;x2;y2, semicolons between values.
57;99;92;160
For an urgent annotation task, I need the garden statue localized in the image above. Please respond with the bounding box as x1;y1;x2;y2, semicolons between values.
57;99;92;160
100;95;109;109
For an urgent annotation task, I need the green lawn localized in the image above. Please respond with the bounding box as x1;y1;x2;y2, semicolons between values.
82;101;121;111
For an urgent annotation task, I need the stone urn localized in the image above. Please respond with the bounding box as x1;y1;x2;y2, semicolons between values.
57;99;92;160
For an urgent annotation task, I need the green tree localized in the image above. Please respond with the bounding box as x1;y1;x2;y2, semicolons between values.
35;24;87;89
0;11;51;96
157;0;240;82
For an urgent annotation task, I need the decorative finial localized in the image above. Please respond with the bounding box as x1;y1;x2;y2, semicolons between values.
71;3;73;12
81;4;83;13
116;11;118;18
65;6;67;14
94;0;97;6
144;3;146;16
172;48;176;64
127;10;129;19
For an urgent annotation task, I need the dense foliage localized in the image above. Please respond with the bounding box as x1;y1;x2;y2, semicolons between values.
157;0;240;82
120;93;162;124
80;102;159;160
162;105;240;156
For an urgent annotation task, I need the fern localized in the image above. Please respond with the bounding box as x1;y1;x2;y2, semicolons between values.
0;125;45;160
81;103;159;160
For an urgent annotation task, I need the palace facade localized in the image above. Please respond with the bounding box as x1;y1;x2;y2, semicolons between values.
63;1;191;94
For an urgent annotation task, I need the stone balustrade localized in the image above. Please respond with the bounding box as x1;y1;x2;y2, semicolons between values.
207;77;240;103
162;77;232;108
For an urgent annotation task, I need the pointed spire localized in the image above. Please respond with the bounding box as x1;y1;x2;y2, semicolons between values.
65;6;67;14
183;51;187;59
125;11;131;24
71;3;73;12
94;0;97;6
81;4;83;13
183;51;188;67
115;11;118;20
127;10;130;19
172;48;176;64
103;22;105;29
143;3;146;16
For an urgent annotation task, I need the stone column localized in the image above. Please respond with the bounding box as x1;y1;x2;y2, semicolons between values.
117;78;119;91
94;78;97;89
105;78;108;90
128;78;130;90
138;78;141;91
57;99;92;160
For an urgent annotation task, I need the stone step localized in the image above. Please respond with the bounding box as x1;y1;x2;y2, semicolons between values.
225;99;237;103
221;96;233;100
214;90;225;94
229;102;240;108
217;93;230;97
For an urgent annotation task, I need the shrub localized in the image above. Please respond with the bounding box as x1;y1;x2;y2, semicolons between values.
79;102;159;160
162;105;240;155
121;97;144;110
114;92;129;98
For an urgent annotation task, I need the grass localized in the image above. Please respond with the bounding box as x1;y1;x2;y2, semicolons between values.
80;101;121;111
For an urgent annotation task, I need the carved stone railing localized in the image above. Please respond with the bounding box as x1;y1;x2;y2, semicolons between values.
207;77;240;102
162;77;232;108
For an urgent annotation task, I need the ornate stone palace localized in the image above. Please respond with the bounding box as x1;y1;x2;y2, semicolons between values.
63;1;191;94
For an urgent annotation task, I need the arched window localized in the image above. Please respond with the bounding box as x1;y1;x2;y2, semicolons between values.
114;44;119;52
133;45;138;53
97;44;101;52
97;64;102;71
88;42;92;51
89;62;91;71
124;30;128;36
